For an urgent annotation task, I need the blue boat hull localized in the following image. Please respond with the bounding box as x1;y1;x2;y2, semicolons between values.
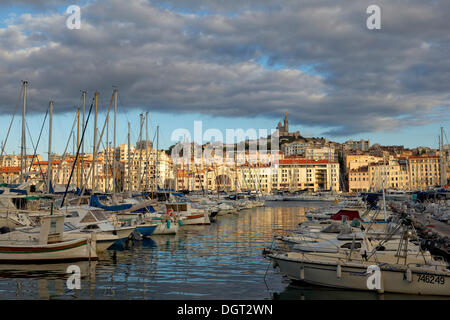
135;225;157;237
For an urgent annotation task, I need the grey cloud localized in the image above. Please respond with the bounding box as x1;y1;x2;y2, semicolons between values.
0;0;448;137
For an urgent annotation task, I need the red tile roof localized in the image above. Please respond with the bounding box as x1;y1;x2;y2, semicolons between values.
0;166;21;173
279;159;332;165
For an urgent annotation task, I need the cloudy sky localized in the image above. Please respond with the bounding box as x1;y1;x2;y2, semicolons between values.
0;0;449;155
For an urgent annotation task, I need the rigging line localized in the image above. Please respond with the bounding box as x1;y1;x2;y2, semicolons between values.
25;110;49;186
61;101;94;208
98;138;121;192
77;92;115;201
0;86;23;158
52;113;78;187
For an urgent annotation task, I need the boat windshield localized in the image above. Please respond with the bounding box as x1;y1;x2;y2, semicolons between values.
64;222;78;231
340;242;362;249
80;212;97;223
92;210;108;222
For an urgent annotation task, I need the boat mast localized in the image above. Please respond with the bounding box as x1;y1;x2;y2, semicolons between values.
145;111;149;191
76;106;80;189
112;87;117;194
440;127;448;187
128;121;132;192
81;91;86;190
234;150;237;194
381;153;387;220
137;113;144;192
329;147;332;192
156;125;160;190
105;111;109;193
205;155;208;195
47;101;53;193
92;92;99;192
20;80;28;184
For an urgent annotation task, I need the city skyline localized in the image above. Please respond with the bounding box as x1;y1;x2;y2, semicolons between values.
0;107;447;159
0;0;449;155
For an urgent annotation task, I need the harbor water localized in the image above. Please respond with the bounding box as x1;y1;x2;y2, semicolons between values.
0;202;448;300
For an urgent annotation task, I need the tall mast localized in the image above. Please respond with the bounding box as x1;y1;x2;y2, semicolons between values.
205;156;208;195
441;127;447;187
113;88;117;194
145;111;149;191
329;148;332;192
234;151;237;194
81;91;86;189
92;92;99;192
128;121;131;191
186;137;190;191
156;125;160;190
47;101;53;193
381;153;387;220
76;106;80;189
137;113;143;191
20;81;28;184
406;156;411;191
105;112;109;193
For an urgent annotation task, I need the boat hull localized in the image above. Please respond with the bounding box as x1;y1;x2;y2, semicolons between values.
0;238;97;264
135;224;157;237
270;254;450;296
181;214;210;225
65;232;118;254
152;221;179;235
114;226;135;240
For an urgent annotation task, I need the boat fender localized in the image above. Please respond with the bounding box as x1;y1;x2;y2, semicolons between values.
337;263;342;279
178;220;183;226
299;265;305;280
167;220;171;229
405;269;412;282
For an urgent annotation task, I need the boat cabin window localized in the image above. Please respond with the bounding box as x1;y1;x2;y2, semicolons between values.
83;225;99;230
340;242;362;249
92;210;108;222
166;203;187;212
64;222;78;231
67;211;79;218
50;220;57;234
80;212;97;223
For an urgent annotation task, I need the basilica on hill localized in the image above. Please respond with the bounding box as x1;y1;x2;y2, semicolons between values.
276;112;301;138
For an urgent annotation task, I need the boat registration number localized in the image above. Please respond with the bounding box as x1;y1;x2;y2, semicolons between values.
417;274;445;285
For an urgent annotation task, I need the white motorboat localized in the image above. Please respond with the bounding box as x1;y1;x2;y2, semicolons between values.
165;202;210;225
268;218;450;296
62;206;135;241
0;214;97;263
62;222;118;253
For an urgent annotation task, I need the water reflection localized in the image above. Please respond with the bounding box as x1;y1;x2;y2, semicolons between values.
272;281;450;300
0;261;97;299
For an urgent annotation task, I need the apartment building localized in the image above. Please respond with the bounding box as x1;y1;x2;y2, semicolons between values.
348;155;442;192
409;156;441;190
345;154;384;171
